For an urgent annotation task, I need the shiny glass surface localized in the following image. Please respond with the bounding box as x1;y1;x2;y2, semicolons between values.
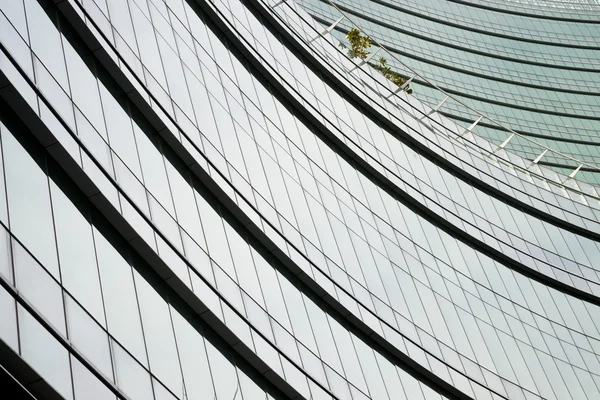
1;0;599;399
296;0;600;183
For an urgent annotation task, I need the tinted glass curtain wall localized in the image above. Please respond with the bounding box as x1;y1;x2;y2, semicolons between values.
296;0;600;185
0;0;599;400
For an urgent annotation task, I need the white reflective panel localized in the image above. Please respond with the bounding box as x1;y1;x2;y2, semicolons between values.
0;225;12;285
14;241;66;336
113;342;154;400
0;284;18;352
66;296;113;380
23;0;69;88
153;379;179;400
206;341;239;400
134;270;183;394
94;230;148;366
18;306;73;400
170;308;216;400
51;182;105;325
0;124;8;227
71;357;117;400
3;126;59;278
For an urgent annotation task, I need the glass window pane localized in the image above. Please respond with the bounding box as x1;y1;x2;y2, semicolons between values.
72;356;116;400
3;127;58;277
0;284;18;351
65;296;113;380
94;229;147;365
134;270;183;394
0;224;12;284
14;240;66;336
18;306;73;400
170;309;215;400
51;182;104;324
113;342;153;400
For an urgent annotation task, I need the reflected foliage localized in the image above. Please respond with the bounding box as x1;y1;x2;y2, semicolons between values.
346;27;371;60
346;28;412;94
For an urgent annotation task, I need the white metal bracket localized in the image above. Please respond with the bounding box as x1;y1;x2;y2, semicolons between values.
532;149;548;165
564;163;583;183
494;133;514;153
461;115;483;135
418;95;448;120
309;15;345;43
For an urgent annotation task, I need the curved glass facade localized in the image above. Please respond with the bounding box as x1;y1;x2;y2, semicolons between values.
0;0;599;399
297;0;600;184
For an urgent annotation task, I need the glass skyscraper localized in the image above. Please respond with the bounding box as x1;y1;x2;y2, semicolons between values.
297;0;600;184
0;0;599;399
